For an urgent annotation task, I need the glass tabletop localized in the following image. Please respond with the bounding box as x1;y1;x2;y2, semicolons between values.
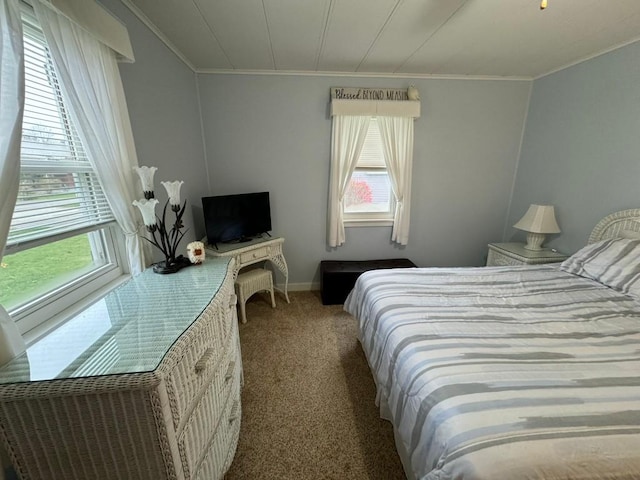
0;257;231;384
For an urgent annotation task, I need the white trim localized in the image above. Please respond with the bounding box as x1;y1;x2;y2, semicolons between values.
6;222;113;255
195;68;532;81
194;74;211;193
344;218;393;227
284;281;320;292
119;0;195;71
502;80;534;242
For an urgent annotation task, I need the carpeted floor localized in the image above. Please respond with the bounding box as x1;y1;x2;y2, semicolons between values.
225;290;406;480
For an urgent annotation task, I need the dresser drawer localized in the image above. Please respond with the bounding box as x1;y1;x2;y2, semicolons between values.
239;245;270;265
166;291;237;430
487;243;567;266
487;249;518;266
194;364;242;480
180;349;241;478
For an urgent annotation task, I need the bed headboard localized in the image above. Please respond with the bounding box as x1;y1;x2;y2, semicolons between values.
588;208;640;244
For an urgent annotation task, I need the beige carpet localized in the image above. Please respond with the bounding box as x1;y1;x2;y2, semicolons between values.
225;291;406;480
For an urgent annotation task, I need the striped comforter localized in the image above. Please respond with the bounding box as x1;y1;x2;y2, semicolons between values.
344;265;640;480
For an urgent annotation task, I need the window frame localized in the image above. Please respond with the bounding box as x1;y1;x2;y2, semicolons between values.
2;6;126;339
8;224;125;337
343;117;395;227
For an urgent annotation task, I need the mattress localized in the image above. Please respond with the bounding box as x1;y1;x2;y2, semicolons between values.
344;264;640;480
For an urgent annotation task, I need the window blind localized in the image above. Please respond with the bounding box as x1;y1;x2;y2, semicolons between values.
7;12;114;248
358;118;386;168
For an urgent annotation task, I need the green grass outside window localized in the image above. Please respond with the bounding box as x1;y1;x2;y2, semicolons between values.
0;235;94;310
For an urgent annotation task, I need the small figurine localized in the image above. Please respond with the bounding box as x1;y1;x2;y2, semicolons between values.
186;241;205;264
407;85;420;101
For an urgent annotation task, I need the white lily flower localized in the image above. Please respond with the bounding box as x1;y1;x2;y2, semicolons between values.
133;166;157;196
133;199;159;228
161;181;184;207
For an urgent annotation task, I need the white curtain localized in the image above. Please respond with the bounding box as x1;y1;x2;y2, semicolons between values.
328;115;371;247
0;0;27;366
33;3;148;275
378;116;414;245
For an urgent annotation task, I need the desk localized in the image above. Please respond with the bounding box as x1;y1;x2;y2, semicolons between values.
206;236;290;303
0;258;241;480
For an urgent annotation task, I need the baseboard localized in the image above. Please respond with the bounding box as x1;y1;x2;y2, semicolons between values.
276;282;320;292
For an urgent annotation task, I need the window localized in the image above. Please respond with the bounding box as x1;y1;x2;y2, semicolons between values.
328;100;416;247
343;118;394;225
0;9;123;336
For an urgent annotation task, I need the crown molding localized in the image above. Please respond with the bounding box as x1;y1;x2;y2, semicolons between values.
119;0;196;72
194;68;532;82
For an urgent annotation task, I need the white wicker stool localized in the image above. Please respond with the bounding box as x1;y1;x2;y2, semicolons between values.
235;268;276;324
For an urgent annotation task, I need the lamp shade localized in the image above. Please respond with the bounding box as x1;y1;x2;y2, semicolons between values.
514;205;560;251
514;204;560;234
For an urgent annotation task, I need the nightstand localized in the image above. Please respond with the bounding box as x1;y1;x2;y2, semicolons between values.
486;242;567;266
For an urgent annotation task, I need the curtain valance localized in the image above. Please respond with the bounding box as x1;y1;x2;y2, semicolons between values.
330;99;420;118
37;0;134;62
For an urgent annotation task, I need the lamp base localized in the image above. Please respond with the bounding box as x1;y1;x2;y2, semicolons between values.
524;232;546;251
152;255;193;274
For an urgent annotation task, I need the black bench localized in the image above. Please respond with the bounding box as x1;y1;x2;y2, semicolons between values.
320;258;417;305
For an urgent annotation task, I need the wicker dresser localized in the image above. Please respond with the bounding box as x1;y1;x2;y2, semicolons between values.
0;257;241;480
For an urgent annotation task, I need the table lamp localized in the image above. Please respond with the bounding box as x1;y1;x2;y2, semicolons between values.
514;204;560;250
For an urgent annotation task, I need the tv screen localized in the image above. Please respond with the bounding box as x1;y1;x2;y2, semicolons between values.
202;192;272;247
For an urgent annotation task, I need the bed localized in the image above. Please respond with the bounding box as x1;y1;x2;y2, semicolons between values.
344;209;640;480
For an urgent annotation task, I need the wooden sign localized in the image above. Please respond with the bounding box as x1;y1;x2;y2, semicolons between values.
330;87;408;101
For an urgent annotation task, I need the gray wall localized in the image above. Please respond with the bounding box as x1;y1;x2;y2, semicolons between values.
99;0;209;257
198;74;531;287
507;41;640;255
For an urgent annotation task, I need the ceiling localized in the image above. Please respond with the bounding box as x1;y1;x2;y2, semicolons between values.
121;0;640;78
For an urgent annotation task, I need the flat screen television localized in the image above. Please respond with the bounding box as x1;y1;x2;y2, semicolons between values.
202;192;272;248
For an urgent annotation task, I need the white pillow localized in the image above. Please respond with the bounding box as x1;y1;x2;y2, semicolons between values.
559;237;640;297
